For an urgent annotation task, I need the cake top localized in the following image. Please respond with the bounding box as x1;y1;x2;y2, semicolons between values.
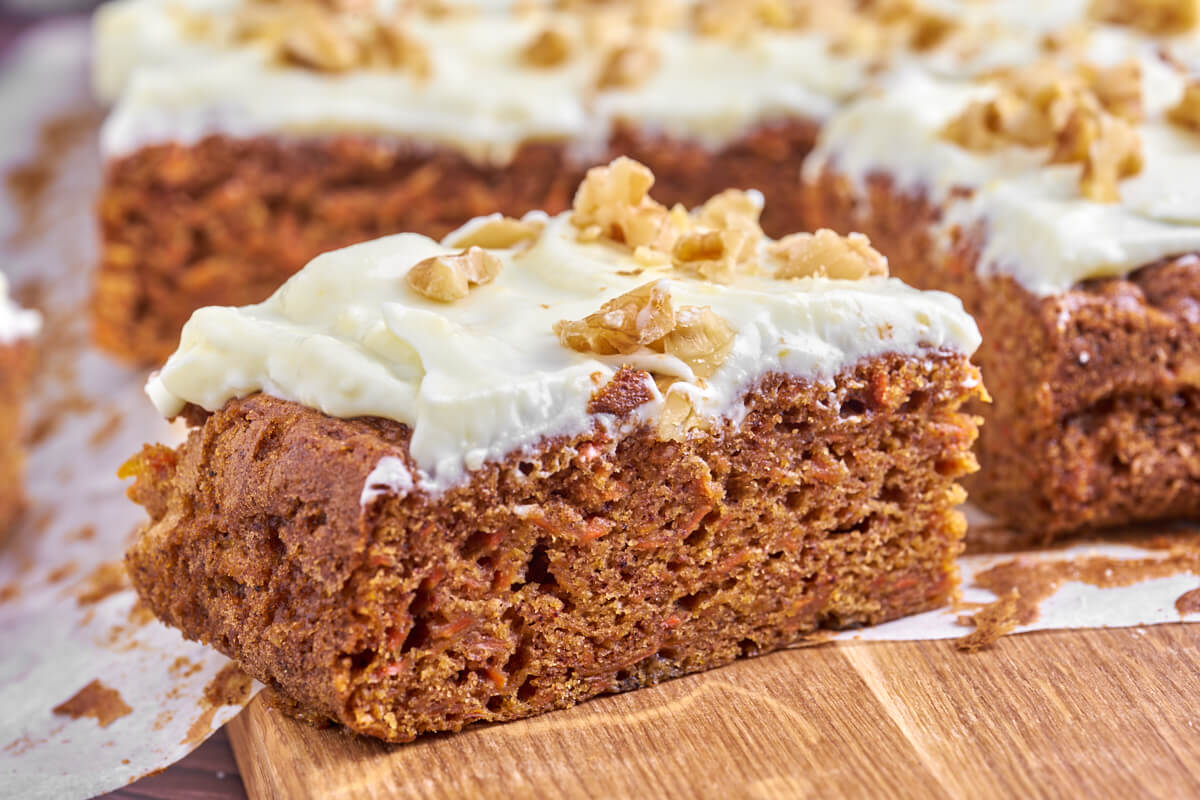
147;157;980;491
94;0;1079;160
807;26;1200;294
0;273;40;345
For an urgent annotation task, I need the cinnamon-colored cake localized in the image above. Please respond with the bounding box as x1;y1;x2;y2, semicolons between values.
92;0;1029;364
802;21;1200;538
0;274;40;539
124;160;984;741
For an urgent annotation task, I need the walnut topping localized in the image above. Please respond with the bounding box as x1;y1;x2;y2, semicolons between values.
672;229;753;284
1088;0;1200;34
554;281;676;356
571;157;680;251
769;230;890;280
692;0;799;39
654;305;735;379
556;283;734;390
942;63;1145;201
406;247;503;302
595;42;660;90
521;28;571;68
234;3;432;77
1168;80;1200;131
445;216;543;250
1077;114;1145;203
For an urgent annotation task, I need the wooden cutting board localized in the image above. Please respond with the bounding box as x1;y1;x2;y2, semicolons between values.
227;625;1200;799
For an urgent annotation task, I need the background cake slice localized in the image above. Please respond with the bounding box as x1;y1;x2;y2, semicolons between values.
124;159;983;741
802;24;1200;537
0;273;41;539
91;0;1043;364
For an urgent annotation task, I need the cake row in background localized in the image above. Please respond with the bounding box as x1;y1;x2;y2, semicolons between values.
79;0;1200;540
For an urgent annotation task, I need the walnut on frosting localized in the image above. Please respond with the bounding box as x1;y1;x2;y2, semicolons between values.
406;247;502;302
234;1;432;77
445;216;544;250
942;63;1145;202
571;157;681;250
1168;80;1200;132
769;230;890;280
595;41;660;90
555;282;734;376
1088;0;1199;34
521;27;572;68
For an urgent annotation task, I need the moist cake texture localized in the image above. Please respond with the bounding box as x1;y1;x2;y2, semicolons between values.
91;0;1050;363
125;159;984;741
802;21;1200;537
0;274;41;539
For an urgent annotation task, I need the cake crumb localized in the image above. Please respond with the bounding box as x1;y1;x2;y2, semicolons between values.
1176;586;1200;616
52;681;132;728
76;562;130;606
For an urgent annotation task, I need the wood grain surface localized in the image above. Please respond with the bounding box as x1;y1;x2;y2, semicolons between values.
226;625;1200;800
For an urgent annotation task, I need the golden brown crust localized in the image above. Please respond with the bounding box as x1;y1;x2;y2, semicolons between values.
93;119;819;364
0;339;33;541
803;164;1200;538
125;352;981;741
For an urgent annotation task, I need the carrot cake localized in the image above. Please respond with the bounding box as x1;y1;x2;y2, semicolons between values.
802;17;1200;537
123;159;984;742
91;0;1039;364
0;274;40;539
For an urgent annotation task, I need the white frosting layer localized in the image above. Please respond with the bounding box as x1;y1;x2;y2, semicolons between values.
95;0;866;161
93;0;1103;162
806;40;1200;294
0;273;40;345
147;212;980;492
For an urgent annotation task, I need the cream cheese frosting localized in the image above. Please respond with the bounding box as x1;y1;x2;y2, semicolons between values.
0;273;40;345
92;0;1097;162
805;37;1200;294
147;209;980;493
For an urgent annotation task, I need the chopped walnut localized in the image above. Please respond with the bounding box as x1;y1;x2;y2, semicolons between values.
1081;60;1143;122
1079;115;1145;203
671;230;744;284
1168;80;1200;132
769;230;890;280
651;305;735;379
445;216;543;250
696;189;764;258
234;3;432;77
406;247;503;302
554;281;676;356
521;28;571;68
595;42;660;90
656;389;700;441
942;65;1086;151
1089;0;1200;34
571;157;680;251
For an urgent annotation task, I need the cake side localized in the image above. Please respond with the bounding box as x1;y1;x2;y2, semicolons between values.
125;351;981;742
0;274;40;539
803;165;1200;536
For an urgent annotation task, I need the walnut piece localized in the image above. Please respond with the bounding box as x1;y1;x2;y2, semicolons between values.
406;247;503;302
1079;114;1145;203
554;281;676;356
1081;60;1143;122
445;216;544;250
671;230;744;284
1168;80;1200;132
652;305;735;379
769;230;890;280
595;42;660;90
1089;0;1199;34
521;28;571;68
571;157;680;251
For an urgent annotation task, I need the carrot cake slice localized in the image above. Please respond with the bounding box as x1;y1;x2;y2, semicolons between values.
123;159;983;742
92;0;1025;364
0;274;41;539
802;17;1200;537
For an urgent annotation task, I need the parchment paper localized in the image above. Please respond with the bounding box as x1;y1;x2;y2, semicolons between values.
0;20;1195;800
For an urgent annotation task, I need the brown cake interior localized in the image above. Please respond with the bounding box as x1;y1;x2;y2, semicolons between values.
124;352;981;742
804;166;1200;537
95;119;818;364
